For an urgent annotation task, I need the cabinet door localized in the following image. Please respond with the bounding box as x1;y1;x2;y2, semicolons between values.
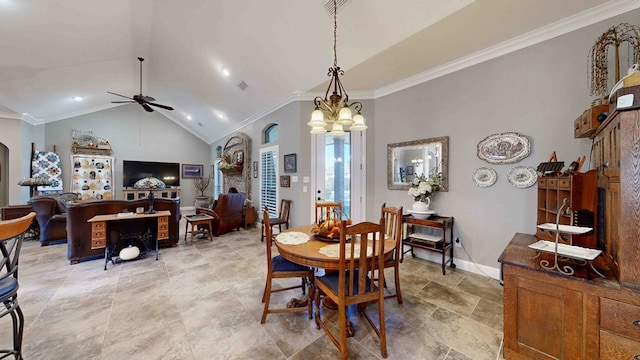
504;274;585;359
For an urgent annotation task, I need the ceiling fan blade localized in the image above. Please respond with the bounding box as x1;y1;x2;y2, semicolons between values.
148;102;174;111
142;96;155;102
141;103;154;112
112;101;135;104
107;91;133;100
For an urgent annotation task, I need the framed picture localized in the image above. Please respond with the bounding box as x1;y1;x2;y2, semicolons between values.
182;164;203;178
280;175;291;188
253;161;258;178
284;153;297;173
406;165;414;175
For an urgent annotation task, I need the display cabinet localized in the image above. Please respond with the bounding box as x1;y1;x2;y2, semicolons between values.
535;171;597;248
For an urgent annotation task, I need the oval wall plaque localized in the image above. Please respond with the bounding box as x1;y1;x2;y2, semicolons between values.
477;132;531;164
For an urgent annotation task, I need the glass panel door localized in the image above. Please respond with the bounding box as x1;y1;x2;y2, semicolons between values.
313;132;365;222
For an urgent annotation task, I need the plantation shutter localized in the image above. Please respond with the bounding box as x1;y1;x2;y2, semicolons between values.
260;146;278;217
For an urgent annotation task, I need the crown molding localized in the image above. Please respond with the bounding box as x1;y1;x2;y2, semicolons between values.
21;113;43;125
374;0;640;98
0;111;21;120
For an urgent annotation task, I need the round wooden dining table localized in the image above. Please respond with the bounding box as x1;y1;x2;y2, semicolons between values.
275;224;397;270
275;224;396;337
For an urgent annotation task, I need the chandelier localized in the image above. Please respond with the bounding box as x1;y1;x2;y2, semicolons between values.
307;0;366;136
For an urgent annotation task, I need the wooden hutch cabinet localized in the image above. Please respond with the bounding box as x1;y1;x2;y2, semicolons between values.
500;100;640;359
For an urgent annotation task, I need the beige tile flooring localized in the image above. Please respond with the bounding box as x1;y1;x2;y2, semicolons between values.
1;224;505;359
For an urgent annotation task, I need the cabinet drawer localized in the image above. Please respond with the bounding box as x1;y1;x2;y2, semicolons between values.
557;178;571;189
158;223;169;231
538;178;547;187
547;178;558;188
600;330;640;359
91;221;105;231
601;298;640;340
157;231;169;240
92;230;106;240
158;216;168;224
91;238;106;249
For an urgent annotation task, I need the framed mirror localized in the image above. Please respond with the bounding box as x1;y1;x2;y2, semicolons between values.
387;136;449;191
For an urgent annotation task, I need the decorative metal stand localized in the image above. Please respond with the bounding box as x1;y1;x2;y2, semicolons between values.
530;198;605;278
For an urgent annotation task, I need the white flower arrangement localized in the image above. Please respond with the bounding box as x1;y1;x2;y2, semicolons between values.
408;173;442;202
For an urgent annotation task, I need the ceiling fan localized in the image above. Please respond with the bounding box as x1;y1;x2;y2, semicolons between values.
108;57;174;112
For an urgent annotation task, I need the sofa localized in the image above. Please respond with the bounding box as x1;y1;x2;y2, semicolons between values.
29;193;79;246
196;193;246;236
65;198;180;264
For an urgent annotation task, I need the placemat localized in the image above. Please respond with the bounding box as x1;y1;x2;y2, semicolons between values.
318;243;372;258
276;232;309;245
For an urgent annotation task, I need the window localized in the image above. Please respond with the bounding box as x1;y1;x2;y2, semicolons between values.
260;145;278;217
264;124;279;144
213;161;223;200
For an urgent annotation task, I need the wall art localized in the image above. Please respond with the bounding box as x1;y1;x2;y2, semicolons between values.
477;132;531;164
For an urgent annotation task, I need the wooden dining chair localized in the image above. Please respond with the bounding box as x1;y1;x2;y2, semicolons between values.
315;200;342;223
0;212;36;360
260;207;313;324
314;219;388;359
261;199;292;242
380;203;404;304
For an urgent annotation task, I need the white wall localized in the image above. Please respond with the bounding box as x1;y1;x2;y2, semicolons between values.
0;116;43;205
44;104;210;207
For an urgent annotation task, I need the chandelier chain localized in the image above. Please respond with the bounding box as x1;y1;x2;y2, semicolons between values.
333;0;337;68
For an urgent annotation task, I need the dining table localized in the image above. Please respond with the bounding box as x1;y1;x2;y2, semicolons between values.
274;224;397;336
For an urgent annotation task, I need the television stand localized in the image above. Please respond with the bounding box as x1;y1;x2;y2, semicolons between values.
122;188;180;200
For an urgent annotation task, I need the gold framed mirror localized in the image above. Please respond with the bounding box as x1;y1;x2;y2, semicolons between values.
387;136;449;191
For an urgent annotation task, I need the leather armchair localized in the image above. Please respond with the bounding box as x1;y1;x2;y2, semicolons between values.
30;195;76;246
196;193;246;236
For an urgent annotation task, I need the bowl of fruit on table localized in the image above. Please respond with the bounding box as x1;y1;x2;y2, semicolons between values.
311;218;352;241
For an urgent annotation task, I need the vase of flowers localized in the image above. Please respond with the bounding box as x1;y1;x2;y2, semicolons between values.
408;173;442;212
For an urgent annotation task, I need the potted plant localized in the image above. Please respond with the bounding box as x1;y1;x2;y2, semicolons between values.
193;174;212;208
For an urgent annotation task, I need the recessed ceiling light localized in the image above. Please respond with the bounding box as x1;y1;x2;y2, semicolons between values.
72;96;83;101
222;68;230;77
217;113;224;119
186;115;192;120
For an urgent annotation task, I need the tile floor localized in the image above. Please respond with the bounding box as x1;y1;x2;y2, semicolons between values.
1;224;505;359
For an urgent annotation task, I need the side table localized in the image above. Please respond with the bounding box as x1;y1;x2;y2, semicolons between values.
184;214;214;244
402;214;455;275
243;206;257;229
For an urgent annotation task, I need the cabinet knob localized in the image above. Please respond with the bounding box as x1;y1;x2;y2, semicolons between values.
633;320;640;326
634;355;640;360
603;161;609;168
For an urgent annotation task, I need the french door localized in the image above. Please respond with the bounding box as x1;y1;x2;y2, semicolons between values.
312;131;365;222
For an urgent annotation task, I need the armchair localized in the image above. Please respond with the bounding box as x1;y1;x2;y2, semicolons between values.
196;193;246;236
29;193;77;246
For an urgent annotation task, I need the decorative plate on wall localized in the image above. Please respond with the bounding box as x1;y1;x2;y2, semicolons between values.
477;132;531;164
472;167;497;187
507;166;538;188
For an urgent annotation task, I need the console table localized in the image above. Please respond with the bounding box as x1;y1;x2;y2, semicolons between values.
87;210;170;270
402;215;455;275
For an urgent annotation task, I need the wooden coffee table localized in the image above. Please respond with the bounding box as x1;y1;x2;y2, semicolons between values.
184;214;214;244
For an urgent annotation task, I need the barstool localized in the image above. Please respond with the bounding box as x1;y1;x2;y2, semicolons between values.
0;212;35;360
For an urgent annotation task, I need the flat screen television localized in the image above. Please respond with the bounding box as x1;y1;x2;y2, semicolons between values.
122;160;180;188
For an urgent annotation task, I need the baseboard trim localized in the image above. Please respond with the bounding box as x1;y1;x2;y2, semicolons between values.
405;246;501;280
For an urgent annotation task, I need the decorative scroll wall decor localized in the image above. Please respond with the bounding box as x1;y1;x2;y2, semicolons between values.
589;23;640;99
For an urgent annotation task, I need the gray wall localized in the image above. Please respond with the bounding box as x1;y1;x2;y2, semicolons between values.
371;9;640;270
44;104;210;207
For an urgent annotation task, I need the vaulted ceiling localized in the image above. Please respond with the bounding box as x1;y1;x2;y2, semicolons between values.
1;0;637;144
